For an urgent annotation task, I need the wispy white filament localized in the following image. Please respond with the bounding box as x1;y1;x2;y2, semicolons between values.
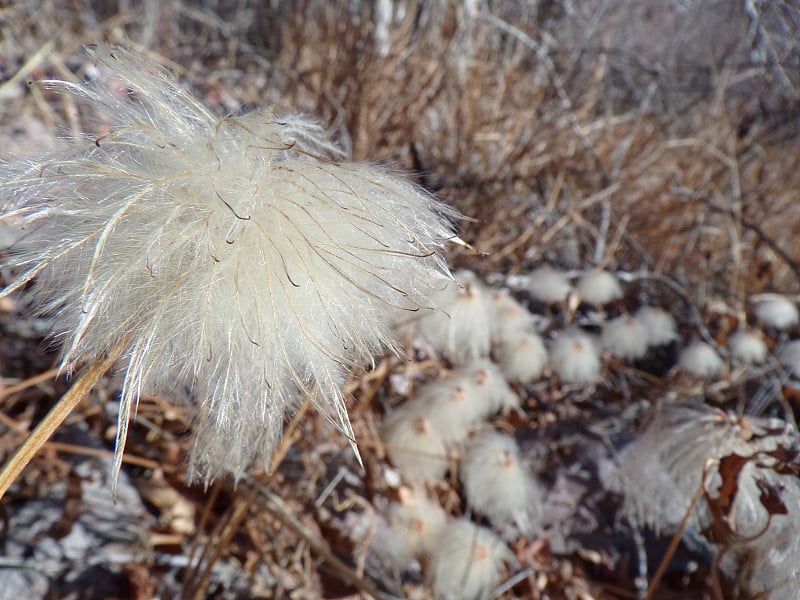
634;306;679;348
678;341;724;377
0;46;457;486
428;518;517;600
601;315;649;361
549;329;601;384
575;269;623;306
416;269;493;364
752;294;799;330
461;430;542;534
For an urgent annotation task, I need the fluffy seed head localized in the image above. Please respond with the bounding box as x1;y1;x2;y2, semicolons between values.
635;305;679;347
388;487;448;558
495;332;548;384
488;288;536;344
753;294;799;330
0;46;457;485
382;406;451;483
415;269;493;364
549;329;601;384
678;341;725;377
618;404;797;536
405;360;519;447
601;314;649;361
525;266;572;304
461;429;542;534
728;329;768;364
458;359;520;415
575;269;623;306
428;518;517;600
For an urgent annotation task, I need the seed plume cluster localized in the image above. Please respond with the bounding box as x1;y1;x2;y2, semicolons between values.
0;46;457;485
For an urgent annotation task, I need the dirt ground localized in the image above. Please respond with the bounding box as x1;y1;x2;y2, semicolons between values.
1;1;800;598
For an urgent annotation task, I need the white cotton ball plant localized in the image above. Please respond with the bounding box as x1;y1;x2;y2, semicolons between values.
752;294;799;330
427;518;517;600
387;487;448;559
488;288;536;344
382;407;451;483
461;429;542;535
416;269;493;364
549;329;602;384
678;341;725;377
601;315;649;361
392;360;519;452
634;305;679;348
0;46;458;487
495;332;548;384
525;266;572;305
576;269;623;306
458;359;520;416
728;328;768;364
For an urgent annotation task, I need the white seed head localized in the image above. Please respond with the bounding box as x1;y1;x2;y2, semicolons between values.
619;404;797;536
728;329;768;364
382;406;451;483
409;377;484;446
388;487;448;558
416;269;493;364
678;341;725;377
457;359;520;415
495;332;548;384
407;360;519;446
0;46;457;486
575;269;623;306
634;306;679;348
525;266;572;304
549;329;601;384
488;288;536;344
428;518;517;600
461;430;542;534
356;512;416;574
753;294;799;330
601;315;649;361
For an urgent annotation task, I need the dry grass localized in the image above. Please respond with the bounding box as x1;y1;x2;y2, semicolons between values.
1;1;799;598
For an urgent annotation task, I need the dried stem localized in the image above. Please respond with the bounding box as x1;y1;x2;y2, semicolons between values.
0;350;120;501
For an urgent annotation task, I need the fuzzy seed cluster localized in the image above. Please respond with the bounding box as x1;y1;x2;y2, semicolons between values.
0;46;457;486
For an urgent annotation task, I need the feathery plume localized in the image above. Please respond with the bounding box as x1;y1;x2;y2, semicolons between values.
388;486;448;558
0;46;457;486
549;329;601;384
617;403;797;536
575;269;623;306
525;266;572;304
495;332;548;384
678;341;725;377
634;305;679;348
601;314;649;361
728;328;768;364
752;294;799;330
488;288;536;344
414;269;493;364
427;518;517;600
461;429;542;535
382;406;451;482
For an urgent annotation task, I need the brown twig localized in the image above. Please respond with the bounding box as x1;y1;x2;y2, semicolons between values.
0;350;120;501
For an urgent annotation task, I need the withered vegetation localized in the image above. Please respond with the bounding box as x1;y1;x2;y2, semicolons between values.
1;1;799;598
